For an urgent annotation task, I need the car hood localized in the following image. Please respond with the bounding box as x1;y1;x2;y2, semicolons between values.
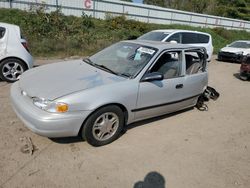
220;47;250;55
19;60;127;100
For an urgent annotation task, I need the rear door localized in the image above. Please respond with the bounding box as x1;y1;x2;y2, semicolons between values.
183;48;208;105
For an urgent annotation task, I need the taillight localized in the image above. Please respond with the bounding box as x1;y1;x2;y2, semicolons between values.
21;42;30;53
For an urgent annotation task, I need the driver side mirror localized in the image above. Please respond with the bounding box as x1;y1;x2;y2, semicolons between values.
141;72;164;82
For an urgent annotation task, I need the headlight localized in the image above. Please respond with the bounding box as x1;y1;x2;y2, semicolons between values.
33;97;68;113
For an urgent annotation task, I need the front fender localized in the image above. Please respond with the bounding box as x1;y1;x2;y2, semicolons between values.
57;80;139;124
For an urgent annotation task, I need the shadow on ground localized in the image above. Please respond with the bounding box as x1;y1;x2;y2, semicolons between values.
134;171;166;188
50;136;84;144
51;107;194;145
217;59;241;64
233;73;241;80
0;80;9;85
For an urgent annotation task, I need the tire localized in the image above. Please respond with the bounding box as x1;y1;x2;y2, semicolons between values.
240;75;248;81
0;58;26;82
82;105;124;147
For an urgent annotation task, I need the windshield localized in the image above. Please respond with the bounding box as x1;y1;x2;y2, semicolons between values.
88;42;157;78
229;41;250;48
138;32;169;41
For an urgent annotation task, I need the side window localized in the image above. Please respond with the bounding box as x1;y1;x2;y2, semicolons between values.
197;34;209;43
0;27;6;39
166;33;181;43
185;50;206;75
182;33;198;44
150;51;182;79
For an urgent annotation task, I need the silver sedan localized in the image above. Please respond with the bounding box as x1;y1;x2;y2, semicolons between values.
11;40;208;146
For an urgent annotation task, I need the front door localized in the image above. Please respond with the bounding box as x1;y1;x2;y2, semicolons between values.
134;50;190;120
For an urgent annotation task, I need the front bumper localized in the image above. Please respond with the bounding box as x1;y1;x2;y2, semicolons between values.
10;82;92;137
218;51;242;62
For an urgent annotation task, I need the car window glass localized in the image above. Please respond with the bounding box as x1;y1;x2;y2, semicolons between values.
185;50;206;75
197;34;209;43
229;41;250;48
182;33;198;44
0;27;6;39
150;51;182;79
165;33;181;43
89;42;157;77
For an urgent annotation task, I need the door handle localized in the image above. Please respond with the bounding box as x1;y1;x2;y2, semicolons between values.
176;84;183;89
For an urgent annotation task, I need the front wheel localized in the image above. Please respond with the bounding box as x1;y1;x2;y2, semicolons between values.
82;105;124;146
0;58;26;82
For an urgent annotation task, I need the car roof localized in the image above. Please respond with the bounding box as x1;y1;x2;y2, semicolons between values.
148;29;211;36
0;22;19;29
123;40;203;51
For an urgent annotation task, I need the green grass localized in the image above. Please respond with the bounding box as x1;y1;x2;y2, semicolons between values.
1;8;250;57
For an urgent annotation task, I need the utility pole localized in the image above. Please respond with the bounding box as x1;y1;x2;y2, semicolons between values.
9;0;13;8
56;0;59;11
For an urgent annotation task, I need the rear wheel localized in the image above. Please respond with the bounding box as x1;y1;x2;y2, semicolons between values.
82;105;124;147
0;58;26;82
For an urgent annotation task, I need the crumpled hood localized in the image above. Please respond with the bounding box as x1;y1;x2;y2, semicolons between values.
221;47;250;55
19;60;126;100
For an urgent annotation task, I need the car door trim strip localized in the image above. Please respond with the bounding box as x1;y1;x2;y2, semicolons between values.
131;94;201;112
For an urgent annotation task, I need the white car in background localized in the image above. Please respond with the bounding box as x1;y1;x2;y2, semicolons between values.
218;40;250;63
138;29;213;61
0;22;33;82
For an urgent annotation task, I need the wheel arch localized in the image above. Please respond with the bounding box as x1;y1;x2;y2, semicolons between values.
0;56;29;70
78;103;129;136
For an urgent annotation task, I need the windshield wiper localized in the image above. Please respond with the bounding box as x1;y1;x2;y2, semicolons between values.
94;64;117;75
83;58;94;65
117;72;131;78
83;58;131;78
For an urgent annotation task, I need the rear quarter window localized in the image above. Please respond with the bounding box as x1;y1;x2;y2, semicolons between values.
182;33;198;44
197;34;209;43
0;27;6;39
182;33;209;44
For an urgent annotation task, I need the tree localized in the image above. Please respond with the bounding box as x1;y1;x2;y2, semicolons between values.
143;0;165;7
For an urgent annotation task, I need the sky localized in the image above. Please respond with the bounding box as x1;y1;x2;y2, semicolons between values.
133;0;143;3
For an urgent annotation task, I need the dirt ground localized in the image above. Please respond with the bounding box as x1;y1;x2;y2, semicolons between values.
0;57;249;188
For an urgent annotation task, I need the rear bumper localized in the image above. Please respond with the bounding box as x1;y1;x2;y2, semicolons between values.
24;52;34;68
10;82;92;137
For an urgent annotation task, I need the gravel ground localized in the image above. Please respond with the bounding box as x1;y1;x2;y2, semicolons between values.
0;57;249;188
